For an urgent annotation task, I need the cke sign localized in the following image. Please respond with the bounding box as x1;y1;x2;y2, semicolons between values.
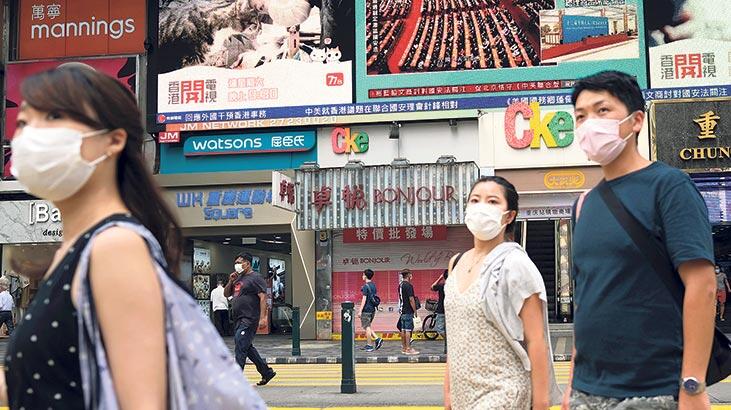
331;127;369;154
504;101;574;149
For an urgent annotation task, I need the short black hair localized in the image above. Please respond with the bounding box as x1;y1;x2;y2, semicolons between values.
401;269;412;279
469;176;519;238
571;71;645;114
364;269;374;280
235;253;253;264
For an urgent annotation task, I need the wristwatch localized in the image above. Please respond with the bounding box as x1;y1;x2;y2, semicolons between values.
680;377;706;395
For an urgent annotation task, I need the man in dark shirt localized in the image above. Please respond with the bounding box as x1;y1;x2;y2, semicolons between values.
357;269;383;352
430;269;447;337
224;253;276;386
398;269;419;355
565;71;716;409
431;270;448;354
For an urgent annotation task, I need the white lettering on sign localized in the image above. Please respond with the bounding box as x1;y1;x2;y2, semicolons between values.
271;135;306;148
29;2;136;41
29;203;62;225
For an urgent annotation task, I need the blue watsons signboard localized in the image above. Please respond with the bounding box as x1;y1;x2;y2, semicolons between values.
160;129;317;174
183;131;316;156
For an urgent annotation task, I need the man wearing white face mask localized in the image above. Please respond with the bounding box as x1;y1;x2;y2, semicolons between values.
564;71;717;410
224;253;276;386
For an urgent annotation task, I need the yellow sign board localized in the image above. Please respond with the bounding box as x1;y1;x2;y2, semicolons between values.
316;311;333;321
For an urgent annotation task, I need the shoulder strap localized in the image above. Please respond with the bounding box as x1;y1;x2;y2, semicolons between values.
449;252;463;272
597;182;685;307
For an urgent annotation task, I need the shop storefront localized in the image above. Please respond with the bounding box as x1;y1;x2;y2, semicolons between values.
650;97;731;328
296;160;479;338
159;173;316;338
0;200;63;324
479;101;651;323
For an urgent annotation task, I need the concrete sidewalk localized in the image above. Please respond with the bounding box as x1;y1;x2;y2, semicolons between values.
227;328;574;364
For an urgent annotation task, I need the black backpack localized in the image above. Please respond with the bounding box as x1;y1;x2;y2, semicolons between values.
367;283;381;307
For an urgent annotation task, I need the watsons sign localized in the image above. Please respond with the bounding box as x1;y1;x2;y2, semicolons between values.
183;131;316;157
18;0;146;60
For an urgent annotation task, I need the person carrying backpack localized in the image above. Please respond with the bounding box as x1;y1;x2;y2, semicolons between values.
357;269;383;352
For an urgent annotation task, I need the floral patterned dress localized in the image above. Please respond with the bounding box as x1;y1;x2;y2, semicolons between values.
445;274;531;410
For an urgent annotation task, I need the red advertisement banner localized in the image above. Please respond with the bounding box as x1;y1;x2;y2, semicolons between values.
4;57;136;178
342;226;448;244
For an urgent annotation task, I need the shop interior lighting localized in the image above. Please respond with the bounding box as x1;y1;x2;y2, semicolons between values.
242;237;257;245
389;122;401;139
391;158;410;168
436;155;456;165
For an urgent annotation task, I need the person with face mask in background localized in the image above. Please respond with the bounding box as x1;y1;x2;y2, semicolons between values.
0;65;266;409
563;71;716;410
443;176;561;410
225;253;277;386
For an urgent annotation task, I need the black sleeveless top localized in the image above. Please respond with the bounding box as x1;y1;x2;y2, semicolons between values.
5;214;134;410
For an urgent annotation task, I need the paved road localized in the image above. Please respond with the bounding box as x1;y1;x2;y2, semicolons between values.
249;362;731;407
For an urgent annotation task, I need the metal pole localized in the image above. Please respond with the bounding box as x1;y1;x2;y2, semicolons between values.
340;301;357;394
292;307;301;356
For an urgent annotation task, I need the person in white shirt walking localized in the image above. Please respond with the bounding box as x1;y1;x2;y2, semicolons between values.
210;279;230;336
0;277;14;337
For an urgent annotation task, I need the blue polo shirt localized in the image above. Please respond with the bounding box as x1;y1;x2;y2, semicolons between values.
572;162;714;398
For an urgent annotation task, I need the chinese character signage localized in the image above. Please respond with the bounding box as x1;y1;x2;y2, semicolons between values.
356;0;646;105
183;130;316;157
4;57;136;178
272;171;296;213
650;98;731;172
343;226;448;243
174;188;272;221
296;161;479;230
156;0;354;116
17;0;146;60
647;1;731;88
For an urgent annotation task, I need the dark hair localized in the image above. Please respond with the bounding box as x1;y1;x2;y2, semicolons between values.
571;71;645;114
443;269;449;280
364;269;374;280
235;253;253;264
469;176;519;238
401;269;412;279
20;66;182;274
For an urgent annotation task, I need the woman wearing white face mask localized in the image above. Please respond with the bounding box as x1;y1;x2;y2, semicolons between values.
443;176;561;410
1;66;265;409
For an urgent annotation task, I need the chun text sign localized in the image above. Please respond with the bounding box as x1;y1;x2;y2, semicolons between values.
651;98;731;172
296;162;479;230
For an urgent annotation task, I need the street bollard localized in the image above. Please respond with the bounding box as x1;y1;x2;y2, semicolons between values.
292;307;301;356
340;301;357;394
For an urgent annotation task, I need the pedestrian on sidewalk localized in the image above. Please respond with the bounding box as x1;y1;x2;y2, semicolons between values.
716;266;730;322
431;270;448;354
397;269;420;355
444;176;560;410
357;269;383;352
225;253;277;386
211;278;230;336
0;277;14;337
563;71;716;410
0;65;265;409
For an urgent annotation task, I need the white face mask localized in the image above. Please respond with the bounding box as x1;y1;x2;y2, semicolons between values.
464;203;510;241
11;126;109;202
234;263;244;274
